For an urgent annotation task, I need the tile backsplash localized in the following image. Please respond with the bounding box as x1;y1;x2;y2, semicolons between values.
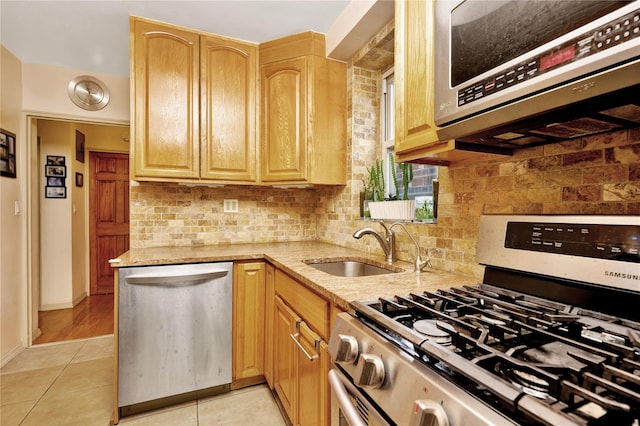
130;184;319;247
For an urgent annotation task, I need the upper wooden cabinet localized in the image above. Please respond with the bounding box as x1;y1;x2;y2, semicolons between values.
394;1;507;166
130;17;258;183
200;35;258;182
259;32;347;185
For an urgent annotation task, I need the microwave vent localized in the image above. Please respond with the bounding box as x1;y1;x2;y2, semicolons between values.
600;104;640;123
529;117;623;139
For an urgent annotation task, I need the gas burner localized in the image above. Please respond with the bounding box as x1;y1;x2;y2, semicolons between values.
413;320;454;345
521;341;605;372
509;367;551;399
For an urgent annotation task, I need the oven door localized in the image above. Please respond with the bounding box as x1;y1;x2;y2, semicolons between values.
328;368;390;426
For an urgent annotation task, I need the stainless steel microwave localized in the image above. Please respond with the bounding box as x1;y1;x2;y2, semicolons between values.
433;0;640;150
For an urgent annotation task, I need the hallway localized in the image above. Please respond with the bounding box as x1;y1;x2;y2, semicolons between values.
34;295;113;345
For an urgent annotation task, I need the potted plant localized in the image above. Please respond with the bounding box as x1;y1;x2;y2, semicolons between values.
367;159;416;220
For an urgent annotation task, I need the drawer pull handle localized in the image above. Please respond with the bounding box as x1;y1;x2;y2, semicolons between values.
290;332;319;361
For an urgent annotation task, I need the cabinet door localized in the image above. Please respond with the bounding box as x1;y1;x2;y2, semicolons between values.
260;58;308;182
394;0;440;154
131;18;200;179
274;296;299;423
296;322;328;426
233;262;265;385
264;263;275;388
201;36;258;182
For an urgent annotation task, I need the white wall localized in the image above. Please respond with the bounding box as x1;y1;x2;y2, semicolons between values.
1;45;26;365
38;120;75;309
22;63;129;124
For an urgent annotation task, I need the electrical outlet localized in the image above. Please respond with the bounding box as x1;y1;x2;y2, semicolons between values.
223;199;238;213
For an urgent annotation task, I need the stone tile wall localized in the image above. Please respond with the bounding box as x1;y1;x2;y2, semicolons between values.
130;183;320;248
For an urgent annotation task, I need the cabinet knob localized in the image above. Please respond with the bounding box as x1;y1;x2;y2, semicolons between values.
409;400;450;426
330;334;359;364
355;353;385;389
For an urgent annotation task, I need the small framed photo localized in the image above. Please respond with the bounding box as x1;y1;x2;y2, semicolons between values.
45;165;66;178
1;128;16;178
45;186;66;199
46;155;65;166
75;172;84;187
47;176;64;187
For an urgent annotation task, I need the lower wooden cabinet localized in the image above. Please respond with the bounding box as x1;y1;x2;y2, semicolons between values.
273;295;329;426
232;261;266;388
264;263;275;388
297;322;329;426
234;262;334;425
273;296;299;421
272;269;331;426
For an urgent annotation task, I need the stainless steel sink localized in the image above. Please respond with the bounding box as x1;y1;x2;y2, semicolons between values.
304;259;399;277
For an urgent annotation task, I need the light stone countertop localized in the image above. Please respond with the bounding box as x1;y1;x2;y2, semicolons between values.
111;241;478;310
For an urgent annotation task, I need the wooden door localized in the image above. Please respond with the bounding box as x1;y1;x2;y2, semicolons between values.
200;35;258;182
131;17;200;179
260;58;308;182
90;152;129;295
232;261;265;386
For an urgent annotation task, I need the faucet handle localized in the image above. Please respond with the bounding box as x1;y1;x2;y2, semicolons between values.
415;247;432;272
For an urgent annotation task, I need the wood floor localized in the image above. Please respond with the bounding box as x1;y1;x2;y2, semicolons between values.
33;294;114;345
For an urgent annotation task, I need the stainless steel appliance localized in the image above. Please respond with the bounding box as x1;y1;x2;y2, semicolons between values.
329;215;640;425
433;0;640;150
118;262;233;414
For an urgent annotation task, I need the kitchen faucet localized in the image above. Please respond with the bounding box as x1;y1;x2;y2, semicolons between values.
389;222;432;272
353;221;395;263
353;221;432;272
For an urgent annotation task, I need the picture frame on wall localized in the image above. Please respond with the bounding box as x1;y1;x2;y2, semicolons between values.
45;165;66;178
76;130;85;163
46;155;65;166
45;186;66;199
75;172;83;187
47;176;64;187
1;128;17;178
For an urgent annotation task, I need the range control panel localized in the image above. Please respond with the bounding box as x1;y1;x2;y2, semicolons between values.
505;222;640;263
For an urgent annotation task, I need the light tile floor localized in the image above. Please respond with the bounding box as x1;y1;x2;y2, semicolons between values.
1;336;286;426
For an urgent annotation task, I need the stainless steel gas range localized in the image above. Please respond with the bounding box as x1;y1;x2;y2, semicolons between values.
328;215;640;426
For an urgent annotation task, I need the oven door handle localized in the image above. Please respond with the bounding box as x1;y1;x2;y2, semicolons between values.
328;369;367;426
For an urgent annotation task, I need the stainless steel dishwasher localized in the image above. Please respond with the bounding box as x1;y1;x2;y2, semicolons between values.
117;262;233;414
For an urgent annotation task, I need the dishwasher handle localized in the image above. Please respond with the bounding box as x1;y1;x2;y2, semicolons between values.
125;269;228;286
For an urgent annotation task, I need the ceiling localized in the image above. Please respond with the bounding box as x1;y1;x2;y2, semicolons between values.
0;0;352;77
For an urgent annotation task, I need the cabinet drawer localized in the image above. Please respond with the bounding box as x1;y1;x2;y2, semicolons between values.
275;270;329;339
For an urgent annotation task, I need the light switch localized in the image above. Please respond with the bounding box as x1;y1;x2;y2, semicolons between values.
14;201;21;216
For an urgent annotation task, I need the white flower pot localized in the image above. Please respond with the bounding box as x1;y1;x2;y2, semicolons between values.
368;200;416;220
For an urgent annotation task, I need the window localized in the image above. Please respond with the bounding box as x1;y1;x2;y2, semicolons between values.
381;69;438;221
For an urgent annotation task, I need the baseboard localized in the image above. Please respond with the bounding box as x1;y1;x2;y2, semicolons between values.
1;343;25;368
73;292;87;307
40;292;87;311
32;327;42;342
40;302;74;311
